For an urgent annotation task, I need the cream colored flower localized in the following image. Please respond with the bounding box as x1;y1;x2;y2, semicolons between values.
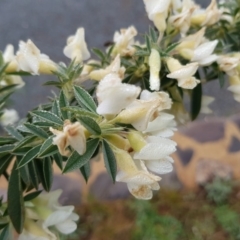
63;28;90;62
143;0;171;32
112;26;138;57
2;44;25;87
217;56;240;76
115;149;161;200
50;120;86;156
89;54;125;81
115;90;172;131
0;109;19;126
16;40;56;75
167;58;200;89
191;40;218;66
191;0;222;26
96;71;140;116
144;112;177;137
149;48;161;91
200;96;214;114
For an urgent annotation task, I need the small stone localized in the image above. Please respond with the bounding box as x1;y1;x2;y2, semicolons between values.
196;159;233;185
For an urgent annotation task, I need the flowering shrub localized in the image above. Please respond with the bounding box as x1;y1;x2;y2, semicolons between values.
0;0;239;238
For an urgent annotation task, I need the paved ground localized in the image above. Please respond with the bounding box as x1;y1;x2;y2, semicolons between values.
0;0;239;118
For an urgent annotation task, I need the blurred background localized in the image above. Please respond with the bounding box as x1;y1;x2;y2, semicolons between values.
1;1;240;239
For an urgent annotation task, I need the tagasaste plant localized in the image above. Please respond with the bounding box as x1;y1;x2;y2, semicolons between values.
0;0;239;239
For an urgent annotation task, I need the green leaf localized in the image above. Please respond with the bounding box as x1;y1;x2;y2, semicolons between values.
78;116;101;135
0;84;18;94
191;83;202;120
42;158;53;192
24;190;42;202
59;91;70;120
145;35;151;53
63;138;99;173
0;63;9;77
13;136;37;152
30;111;63;126
0;155;12;176
218;71;225;88
18;145;42;168
149;26;158;43
62;106;99;119
73;85;97;112
0;144;15;154
38;136;58;158
102;140;117;183
24;123;49;139
0;137;16;145
92;48;106;61
4;126;23;141
165;42;179;53
19;163;31;187
0;225;10;240
28;160;39;190
7;162;24;233
53;153;63;170
0;223;8;231
52;100;61;117
80;161;91;183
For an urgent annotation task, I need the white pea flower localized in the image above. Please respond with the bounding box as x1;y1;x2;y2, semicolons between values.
115;90;172;131
149;48;161;91
217;56;240;76
96;72;140;116
50;120;86;156
25;190;79;239
166;58;200;89
133;135;176;161
89;54;125;81
143;0;171;32
63;28;90;62
201;96;215;114
127;132;176;175
191;40;218;66
16;40;56;75
115;149;161;200
144;112;177;138
0;109;19;126
191;0;222;26
2;44;25;87
19;219;51;240
112;26;138;57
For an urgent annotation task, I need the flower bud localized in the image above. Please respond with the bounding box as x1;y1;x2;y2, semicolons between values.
149;48;161;91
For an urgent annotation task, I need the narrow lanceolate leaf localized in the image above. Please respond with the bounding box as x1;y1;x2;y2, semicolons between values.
19;163;31;187
8;162;24;233
28;160;39;190
80;161;91;183
4;126;23;141
102;140;117;183
0;225;10;240
24;190;42;202
52;100;61;118
38;136;58;158
13;136;37;152
42;158;53;192
73;85;97;112
0;155;12;176
0;144;15;154
0;137;16;145
63;138;99;173
191;82;202;120
18;145;42;168
53;153;63;170
62;106;99;119
218;71;225;88
24;123;49;139
78;116;101;135
59;91;70;120
30;111;63;126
